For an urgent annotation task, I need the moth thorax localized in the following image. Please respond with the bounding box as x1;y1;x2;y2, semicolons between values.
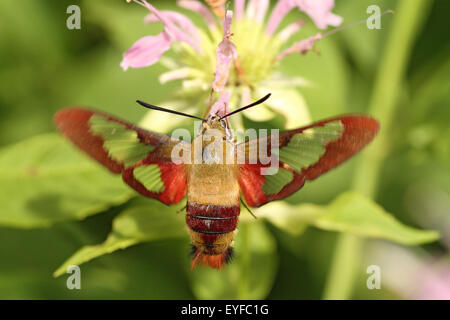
191;131;235;165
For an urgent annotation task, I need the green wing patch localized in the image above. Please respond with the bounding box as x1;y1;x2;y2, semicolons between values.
133;165;165;193
277;120;344;172
262;168;294;195
89;115;154;168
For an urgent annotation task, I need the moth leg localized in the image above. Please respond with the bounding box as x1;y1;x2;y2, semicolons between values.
177;204;187;214
241;198;257;219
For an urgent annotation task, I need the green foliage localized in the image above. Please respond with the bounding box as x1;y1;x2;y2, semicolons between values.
248;192;439;245
312;192;439;245
0;133;132;228
53;199;186;277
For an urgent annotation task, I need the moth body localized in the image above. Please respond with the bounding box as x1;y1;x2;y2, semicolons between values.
186;116;240;269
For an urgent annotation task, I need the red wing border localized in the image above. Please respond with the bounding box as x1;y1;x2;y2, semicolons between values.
238;115;380;207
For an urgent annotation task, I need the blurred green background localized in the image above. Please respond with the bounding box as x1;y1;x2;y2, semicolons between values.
0;0;449;299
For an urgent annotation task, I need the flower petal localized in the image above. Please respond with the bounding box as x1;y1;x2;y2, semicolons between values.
141;1;202;53
144;10;202;43
209;91;230;118
276;18;306;42
266;0;298;36
266;0;342;35
212;10;237;92
158;67;191;84
120;32;172;70
275;32;322;61
177;0;217;29
296;0;342;29
234;0;245;20
222;8;233;36
246;0;269;23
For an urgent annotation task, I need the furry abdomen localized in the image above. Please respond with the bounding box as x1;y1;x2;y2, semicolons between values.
186;163;240;268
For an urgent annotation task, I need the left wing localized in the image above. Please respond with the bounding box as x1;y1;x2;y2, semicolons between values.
54;107;187;205
238;115;379;207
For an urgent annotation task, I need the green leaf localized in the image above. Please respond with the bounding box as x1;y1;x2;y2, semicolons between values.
312;191;439;245
247;201;321;237
249;192;439;245
0;133;133;228
188;220;278;300
53;200;186;277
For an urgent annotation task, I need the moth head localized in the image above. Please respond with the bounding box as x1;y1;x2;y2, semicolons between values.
136;93;271;140
203;114;227;131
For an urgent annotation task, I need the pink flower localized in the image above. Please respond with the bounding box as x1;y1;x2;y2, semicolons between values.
246;0;270;23
267;0;342;35
120;33;171;71
299;0;343;29
177;0;217;29
277;18;306;42
372;244;450;300
122;0;342;93
212;10;237;92
275;33;322;61
414;266;450;300
234;0;245;20
209;91;231;118
121;1;202;71
144;10;202;45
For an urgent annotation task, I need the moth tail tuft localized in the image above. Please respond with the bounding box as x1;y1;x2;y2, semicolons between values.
190;248;234;270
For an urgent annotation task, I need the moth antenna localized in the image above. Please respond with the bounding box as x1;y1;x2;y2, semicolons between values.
241;198;257;219
220;93;271;120
136;100;206;121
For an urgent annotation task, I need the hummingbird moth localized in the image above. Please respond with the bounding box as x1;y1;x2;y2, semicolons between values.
54;94;379;269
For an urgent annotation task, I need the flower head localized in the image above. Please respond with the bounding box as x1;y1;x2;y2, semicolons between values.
121;1;202;71
124;0;342;130
212;10;237;93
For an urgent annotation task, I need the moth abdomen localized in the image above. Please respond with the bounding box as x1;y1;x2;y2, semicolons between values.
186;202;240;269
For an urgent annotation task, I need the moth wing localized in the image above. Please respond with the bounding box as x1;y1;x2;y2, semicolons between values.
54;107;189;204
237;115;379;207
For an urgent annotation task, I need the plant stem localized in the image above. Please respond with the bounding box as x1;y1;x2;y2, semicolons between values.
322;0;432;300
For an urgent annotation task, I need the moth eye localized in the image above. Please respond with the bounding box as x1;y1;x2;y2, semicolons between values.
220;119;226;127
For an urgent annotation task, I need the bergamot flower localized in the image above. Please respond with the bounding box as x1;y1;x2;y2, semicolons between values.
123;0;342;132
